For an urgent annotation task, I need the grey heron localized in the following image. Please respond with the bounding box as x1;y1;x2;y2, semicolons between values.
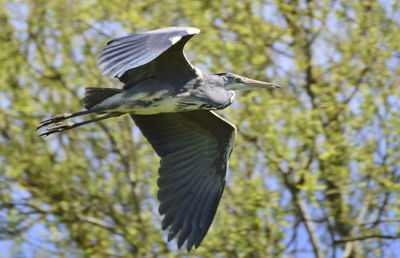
37;27;281;251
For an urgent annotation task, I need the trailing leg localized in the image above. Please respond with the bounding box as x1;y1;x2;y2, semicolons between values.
37;86;124;130
37;108;106;130
39;112;123;137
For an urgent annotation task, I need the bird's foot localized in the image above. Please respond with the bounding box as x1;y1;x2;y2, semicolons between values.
36;113;72;130
39;122;75;137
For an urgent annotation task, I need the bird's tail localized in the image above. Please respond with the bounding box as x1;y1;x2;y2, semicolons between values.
83;87;123;110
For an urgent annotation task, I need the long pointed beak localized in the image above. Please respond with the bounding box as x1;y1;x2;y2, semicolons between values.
243;78;282;89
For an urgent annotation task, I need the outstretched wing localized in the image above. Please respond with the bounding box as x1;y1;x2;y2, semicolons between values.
97;27;200;85
131;111;236;251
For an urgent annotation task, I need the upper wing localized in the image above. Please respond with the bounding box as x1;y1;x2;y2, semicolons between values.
97;27;200;84
131;111;236;251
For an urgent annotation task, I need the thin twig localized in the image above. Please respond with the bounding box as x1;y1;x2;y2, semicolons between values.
335;235;400;244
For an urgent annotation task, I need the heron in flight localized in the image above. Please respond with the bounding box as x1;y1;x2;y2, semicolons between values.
38;27;281;251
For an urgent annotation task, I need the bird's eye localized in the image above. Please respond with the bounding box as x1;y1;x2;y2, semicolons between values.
234;77;243;83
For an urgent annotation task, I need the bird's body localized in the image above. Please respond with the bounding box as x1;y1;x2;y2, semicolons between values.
92;74;235;114
38;26;280;251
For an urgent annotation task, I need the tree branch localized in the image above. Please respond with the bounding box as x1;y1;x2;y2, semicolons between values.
334;234;400;244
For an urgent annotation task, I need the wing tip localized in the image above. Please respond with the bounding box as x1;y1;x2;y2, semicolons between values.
185;27;200;35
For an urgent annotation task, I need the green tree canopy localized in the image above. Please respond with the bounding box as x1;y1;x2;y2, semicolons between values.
1;0;399;257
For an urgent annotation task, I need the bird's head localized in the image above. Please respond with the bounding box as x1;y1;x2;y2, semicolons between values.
215;72;281;91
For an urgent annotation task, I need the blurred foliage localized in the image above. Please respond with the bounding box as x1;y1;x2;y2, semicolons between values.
1;0;400;257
